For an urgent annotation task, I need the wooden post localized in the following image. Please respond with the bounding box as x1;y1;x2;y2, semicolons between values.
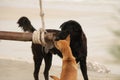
0;31;57;43
0;31;32;41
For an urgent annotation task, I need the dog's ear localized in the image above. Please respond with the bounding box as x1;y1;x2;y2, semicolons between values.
65;35;70;45
50;75;60;80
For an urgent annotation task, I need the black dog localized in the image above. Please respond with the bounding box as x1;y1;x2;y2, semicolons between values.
56;20;88;80
17;17;88;80
17;16;62;80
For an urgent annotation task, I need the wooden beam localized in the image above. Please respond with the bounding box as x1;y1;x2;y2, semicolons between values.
0;30;59;43
0;31;32;41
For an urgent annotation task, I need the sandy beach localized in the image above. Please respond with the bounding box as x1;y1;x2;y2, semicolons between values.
0;0;120;80
0;59;120;80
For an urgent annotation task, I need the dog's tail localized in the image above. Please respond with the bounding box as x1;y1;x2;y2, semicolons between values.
50;75;60;80
17;16;36;33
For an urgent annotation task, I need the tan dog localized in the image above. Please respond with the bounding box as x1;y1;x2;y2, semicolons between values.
50;35;78;80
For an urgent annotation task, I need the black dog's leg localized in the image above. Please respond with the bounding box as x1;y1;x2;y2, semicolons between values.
33;56;43;80
79;56;88;80
44;53;52;80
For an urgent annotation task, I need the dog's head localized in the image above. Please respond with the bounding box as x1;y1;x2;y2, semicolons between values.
17;16;32;32
55;20;83;41
54;35;70;52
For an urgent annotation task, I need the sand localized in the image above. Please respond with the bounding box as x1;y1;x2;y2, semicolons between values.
0;59;120;80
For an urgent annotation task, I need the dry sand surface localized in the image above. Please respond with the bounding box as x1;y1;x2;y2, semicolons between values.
0;59;120;80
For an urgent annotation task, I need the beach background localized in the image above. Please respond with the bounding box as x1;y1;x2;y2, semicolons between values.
0;0;120;80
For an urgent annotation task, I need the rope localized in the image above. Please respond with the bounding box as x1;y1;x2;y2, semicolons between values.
32;29;54;53
32;29;46;46
38;0;47;46
39;0;45;30
40;28;46;45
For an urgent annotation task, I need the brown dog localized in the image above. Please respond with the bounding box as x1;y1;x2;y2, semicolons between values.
50;35;78;80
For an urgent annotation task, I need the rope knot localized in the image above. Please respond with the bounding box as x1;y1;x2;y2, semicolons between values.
32;28;47;46
40;13;44;17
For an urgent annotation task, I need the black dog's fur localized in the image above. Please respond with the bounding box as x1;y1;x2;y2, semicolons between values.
17;17;88;80
56;20;88;80
17;17;62;80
